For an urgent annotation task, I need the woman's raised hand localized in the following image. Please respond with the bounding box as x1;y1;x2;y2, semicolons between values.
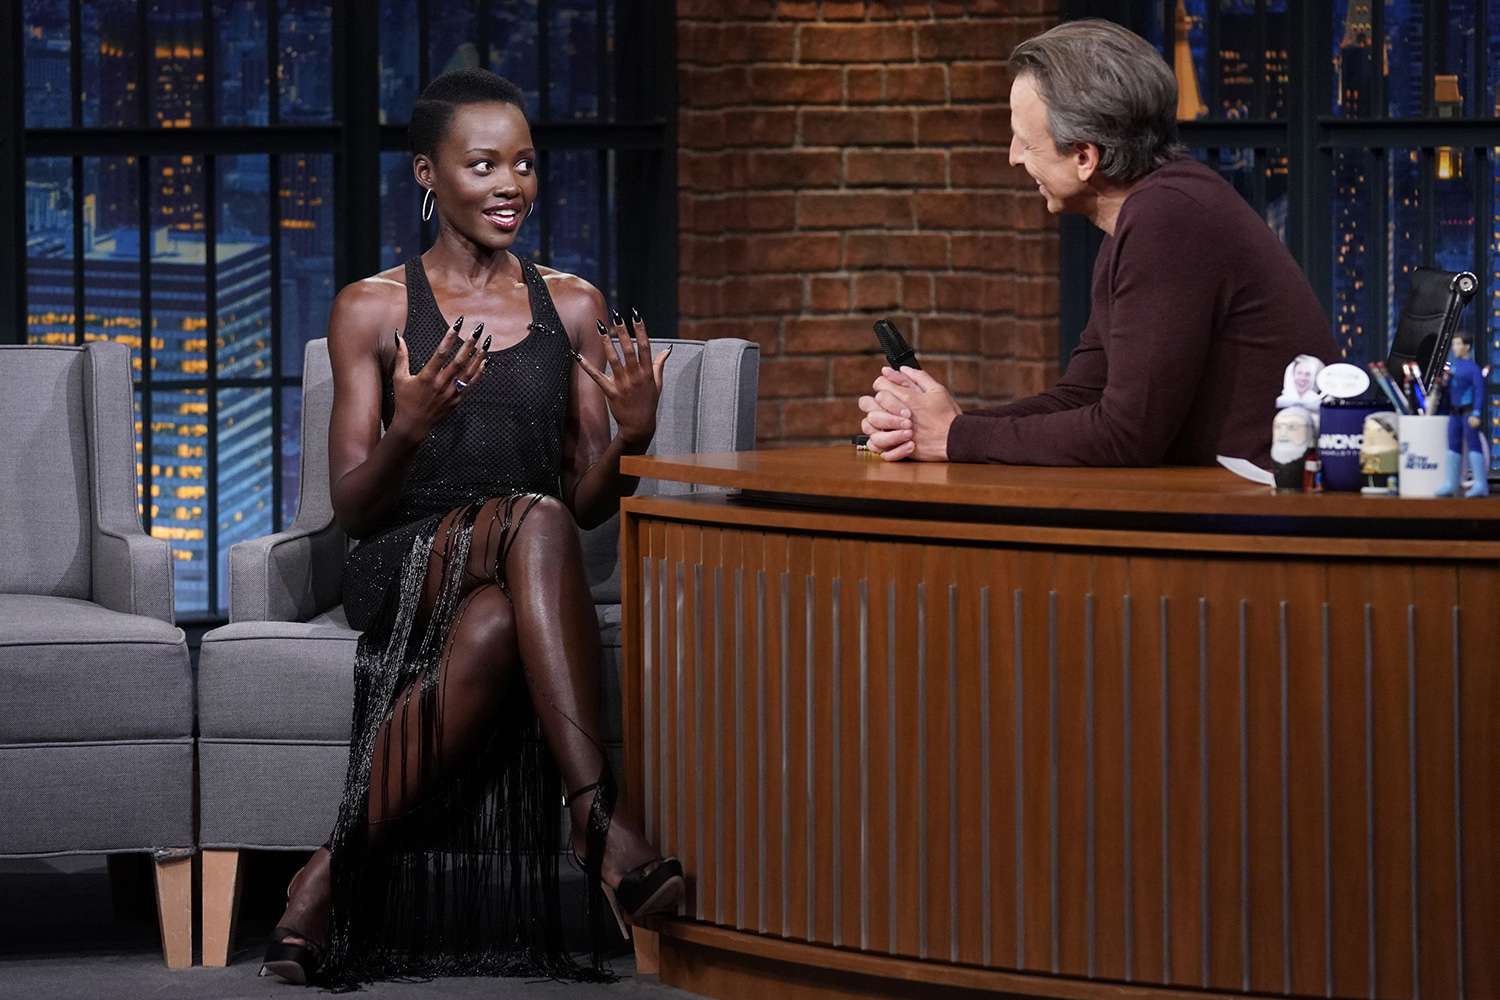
390;315;491;441
575;308;669;449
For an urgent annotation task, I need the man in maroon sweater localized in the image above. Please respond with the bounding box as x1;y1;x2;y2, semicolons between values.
859;20;1338;468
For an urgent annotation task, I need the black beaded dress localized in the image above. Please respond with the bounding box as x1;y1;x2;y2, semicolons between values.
320;256;604;988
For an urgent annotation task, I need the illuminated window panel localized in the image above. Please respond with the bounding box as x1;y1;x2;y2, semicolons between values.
148;0;206;130
149;155;210;382
151;387;210;615
377;0;418;126
1332;149;1374;364
25;157;75;347
549;0;602;120
543;150;599;283
278;0;333;124
281;386;302;529
217;156;274;380
490;0;541;113
23;0;71;128
380;150;424;272
1387;148;1426;342
214;0;270;126
82;156;145;377
217;387;275;612
83;0;142;128
279;153;335;377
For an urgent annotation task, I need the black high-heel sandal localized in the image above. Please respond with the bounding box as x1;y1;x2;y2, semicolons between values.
259;926;323;985
259;844;329;984
567;767;685;940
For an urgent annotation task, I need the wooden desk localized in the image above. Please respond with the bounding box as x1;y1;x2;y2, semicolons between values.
618;448;1498;1000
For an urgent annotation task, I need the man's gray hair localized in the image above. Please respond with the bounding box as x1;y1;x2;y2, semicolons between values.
1010;19;1185;183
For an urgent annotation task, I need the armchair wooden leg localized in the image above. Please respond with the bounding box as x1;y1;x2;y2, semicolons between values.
152;853;193;969
201;849;243;967
633;925;660;976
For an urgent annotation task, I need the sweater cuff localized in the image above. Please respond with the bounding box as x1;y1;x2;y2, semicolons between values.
945;413;993;464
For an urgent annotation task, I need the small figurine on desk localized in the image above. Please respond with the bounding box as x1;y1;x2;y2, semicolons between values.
1359;412;1399;494
1435;331;1490;498
1271;404;1318;489
1275;354;1326;411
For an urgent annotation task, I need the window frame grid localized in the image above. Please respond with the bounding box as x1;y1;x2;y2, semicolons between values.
4;0;676;623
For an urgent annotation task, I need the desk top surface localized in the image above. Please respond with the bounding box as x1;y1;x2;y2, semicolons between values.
623;446;1500;521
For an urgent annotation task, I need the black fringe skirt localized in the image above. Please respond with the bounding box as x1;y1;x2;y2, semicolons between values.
318;499;611;990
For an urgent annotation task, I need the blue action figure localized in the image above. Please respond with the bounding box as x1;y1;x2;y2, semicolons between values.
1436;331;1490;498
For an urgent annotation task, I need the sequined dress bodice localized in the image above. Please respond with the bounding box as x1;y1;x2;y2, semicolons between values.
341;256;571;629
379;256;571;527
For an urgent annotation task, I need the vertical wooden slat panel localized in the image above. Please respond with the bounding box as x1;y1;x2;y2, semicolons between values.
762;533;790;938
1200;561;1245;992
1412;564;1460;999
1279;562;1330;998
952;549;988;966
980;551;1019;970
718;529;743;929
1371;568;1416;999
1159;563;1205;988
916;547;951;963
1053;553;1090;977
1243;568;1285;994
1458;562;1499;999
666;524;687;863
1124;561;1166;985
744;531;767;936
1014;549;1054;973
808;536;838;944
677;525;700;916
892;542;924;959
784;532;813;943
837;537;867;949
1089;553;1129;981
619;510;644;836
862;541;893;956
1326;563;1375;999
696;527;726;929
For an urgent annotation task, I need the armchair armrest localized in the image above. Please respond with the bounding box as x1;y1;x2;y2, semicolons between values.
83;341;175;623
229;516;346;623
92;527;175;624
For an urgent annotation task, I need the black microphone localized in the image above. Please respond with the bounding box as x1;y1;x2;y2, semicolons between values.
873;319;920;371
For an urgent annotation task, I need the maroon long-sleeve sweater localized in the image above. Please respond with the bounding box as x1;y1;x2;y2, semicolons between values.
946;159;1338;469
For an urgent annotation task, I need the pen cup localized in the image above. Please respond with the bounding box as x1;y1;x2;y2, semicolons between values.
1397;415;1448;497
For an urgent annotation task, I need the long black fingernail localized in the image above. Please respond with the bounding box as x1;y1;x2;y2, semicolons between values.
452;315;464;331
394;329;399;345
472;322;485;340
596;319;608;336
482;335;492;351
610;308;623;326
631;306;642;323
567;345;583;363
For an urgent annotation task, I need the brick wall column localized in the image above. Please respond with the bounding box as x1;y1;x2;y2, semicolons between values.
677;0;1061;447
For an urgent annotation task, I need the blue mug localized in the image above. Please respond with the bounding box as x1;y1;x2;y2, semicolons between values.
1317;398;1381;492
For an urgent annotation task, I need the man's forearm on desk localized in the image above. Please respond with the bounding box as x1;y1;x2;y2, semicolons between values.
945;403;1170;467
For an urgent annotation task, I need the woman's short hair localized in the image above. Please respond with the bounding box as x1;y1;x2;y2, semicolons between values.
1009;19;1184;183
409;68;527;157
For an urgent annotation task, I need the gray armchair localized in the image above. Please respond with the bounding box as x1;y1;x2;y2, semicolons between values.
196;335;758;965
0;342;194;968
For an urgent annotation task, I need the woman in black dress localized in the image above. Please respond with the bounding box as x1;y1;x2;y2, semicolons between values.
260;68;683;987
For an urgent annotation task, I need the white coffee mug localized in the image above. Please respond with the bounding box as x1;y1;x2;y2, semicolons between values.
1398;415;1448;498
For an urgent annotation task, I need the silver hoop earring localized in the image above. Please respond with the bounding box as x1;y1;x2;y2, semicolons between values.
527;201;535;219
421;188;435;222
